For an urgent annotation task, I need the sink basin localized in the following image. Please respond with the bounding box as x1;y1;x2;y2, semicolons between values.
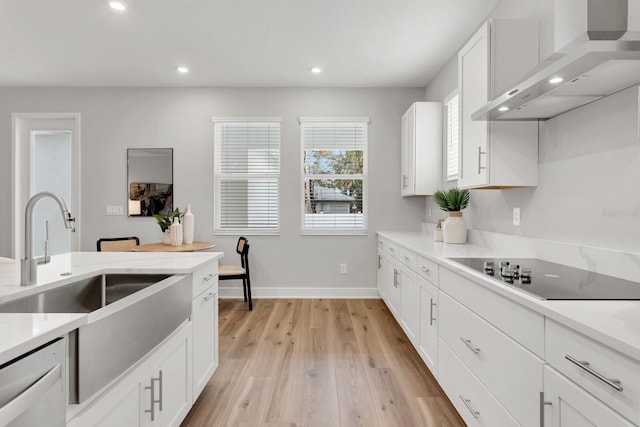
0;273;191;403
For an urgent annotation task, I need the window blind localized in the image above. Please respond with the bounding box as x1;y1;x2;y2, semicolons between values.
301;120;368;234
446;93;459;181
214;121;280;234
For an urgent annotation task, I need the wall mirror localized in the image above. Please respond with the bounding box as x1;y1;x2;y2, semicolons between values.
127;148;173;217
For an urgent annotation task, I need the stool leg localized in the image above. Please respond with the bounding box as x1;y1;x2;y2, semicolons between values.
246;275;252;311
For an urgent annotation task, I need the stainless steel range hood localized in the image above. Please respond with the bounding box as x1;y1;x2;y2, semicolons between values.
473;0;640;121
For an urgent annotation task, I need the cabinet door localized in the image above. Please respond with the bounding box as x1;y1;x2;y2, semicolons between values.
386;259;401;318
192;286;218;399
69;360;150;427
543;366;634;427
397;262;419;344
376;250;388;300
400;105;415;196
149;321;192;427
418;278;438;375
458;22;489;189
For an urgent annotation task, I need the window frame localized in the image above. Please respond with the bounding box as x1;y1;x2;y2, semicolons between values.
213;117;282;236
299;117;369;236
444;90;459;182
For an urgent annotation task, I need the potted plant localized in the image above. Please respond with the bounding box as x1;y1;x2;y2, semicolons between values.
153;208;182;244
433;187;470;244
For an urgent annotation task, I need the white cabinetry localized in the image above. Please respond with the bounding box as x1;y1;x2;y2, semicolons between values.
400;102;442;196
457;20;539;189
418;277;438;374
70;321;192;427
543;366;634;427
191;263;219;398
397;260;419;345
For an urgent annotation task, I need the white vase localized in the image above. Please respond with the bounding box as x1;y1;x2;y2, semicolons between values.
443;211;467;244
182;204;194;244
170;218;183;247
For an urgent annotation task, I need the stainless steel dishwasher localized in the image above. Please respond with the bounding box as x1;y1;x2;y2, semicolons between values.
0;337;66;427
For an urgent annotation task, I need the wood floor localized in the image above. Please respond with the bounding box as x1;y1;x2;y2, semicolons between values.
182;299;465;427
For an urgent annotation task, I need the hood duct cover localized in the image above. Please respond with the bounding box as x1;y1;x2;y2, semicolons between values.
473;0;640;121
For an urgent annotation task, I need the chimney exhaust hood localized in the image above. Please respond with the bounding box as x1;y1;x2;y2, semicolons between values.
473;0;640;121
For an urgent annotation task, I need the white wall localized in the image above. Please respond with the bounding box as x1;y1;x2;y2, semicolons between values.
0;87;426;293
424;0;640;253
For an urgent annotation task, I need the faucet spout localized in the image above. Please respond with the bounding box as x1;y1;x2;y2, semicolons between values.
21;191;75;286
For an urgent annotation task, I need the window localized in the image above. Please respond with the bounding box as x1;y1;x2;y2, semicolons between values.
445;91;459;181
300;118;368;234
213;118;281;234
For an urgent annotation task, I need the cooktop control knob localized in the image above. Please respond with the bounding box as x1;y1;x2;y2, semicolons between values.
520;267;532;284
483;261;495;275
502;266;516;278
499;261;510;277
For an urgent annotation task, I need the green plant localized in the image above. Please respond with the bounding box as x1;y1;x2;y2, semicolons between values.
433;188;470;212
153;208;183;232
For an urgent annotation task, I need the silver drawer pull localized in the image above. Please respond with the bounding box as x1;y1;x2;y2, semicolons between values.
389;247;395;252
203;273;215;282
460;337;480;354
203;292;215;301
459;395;480;419
429;298;436;326
401;255;410;260
565;355;623;391
419;266;430;273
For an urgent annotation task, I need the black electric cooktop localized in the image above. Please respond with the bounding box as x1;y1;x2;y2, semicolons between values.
448;258;640;300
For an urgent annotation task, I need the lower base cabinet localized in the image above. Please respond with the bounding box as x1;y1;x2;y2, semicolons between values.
542;366;635;427
69;321;192;427
192;285;219;398
418;277;438;375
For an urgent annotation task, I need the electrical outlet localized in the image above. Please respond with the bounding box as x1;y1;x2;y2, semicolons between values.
428;206;433;217
513;207;521;226
339;263;347;274
106;205;124;216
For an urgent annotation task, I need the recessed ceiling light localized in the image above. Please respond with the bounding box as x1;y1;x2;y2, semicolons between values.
310;67;322;74
108;0;127;12
177;66;189;74
549;76;564;84
498;106;509;112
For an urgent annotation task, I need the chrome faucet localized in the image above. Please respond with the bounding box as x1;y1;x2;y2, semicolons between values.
21;191;75;286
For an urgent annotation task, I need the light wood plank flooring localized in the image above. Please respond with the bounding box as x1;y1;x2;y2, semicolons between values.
182;299;464;427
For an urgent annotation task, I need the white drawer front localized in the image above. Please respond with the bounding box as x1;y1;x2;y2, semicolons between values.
395;245;417;270
192;260;219;298
440;267;544;357
417;255;439;286
546;320;640;423
439;340;519;427
439;292;543;427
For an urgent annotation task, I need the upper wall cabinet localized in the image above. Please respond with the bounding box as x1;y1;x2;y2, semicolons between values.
458;20;539;189
401;102;442;196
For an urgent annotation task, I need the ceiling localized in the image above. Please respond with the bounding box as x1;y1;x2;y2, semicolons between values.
0;0;502;87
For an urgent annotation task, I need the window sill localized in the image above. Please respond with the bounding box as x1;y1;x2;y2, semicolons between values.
214;229;280;236
300;229;368;236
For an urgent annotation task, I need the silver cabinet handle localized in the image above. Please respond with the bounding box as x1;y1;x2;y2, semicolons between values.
402;175;408;189
389;247;395;252
460;337;480;354
459;395;480;419
203;273;215;282
204;292;215;301
401;255;410;260
0;364;61;426
419;265;430;273
158;370;163;411
429;298;436;326
539;392;552;427
378;255;382;269
393;269;398;288
477;146;486;174
565;355;623;391
145;376;157;421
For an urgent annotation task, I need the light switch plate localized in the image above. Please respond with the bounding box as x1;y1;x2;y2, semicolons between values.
513;207;521;226
106;205;124;216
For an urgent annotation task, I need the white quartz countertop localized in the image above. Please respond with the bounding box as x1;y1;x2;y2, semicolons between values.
377;231;640;362
0;251;223;365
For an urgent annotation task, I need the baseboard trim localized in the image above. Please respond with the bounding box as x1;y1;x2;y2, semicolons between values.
219;286;380;299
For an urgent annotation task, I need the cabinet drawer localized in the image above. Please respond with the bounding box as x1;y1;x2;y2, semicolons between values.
395;245;417;270
192;261;218;298
416;255;438;285
439;292;543;427
546;320;640;423
440;267;544;356
438;340;519;427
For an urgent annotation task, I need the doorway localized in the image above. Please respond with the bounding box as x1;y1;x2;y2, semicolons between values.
12;114;81;259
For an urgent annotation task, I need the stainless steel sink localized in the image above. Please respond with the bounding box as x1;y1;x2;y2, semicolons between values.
0;273;191;402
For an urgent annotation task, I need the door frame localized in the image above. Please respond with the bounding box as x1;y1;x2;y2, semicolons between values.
11;113;81;259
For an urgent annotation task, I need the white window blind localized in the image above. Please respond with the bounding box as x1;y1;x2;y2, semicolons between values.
214;120;280;234
301;118;368;234
446;92;459;181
